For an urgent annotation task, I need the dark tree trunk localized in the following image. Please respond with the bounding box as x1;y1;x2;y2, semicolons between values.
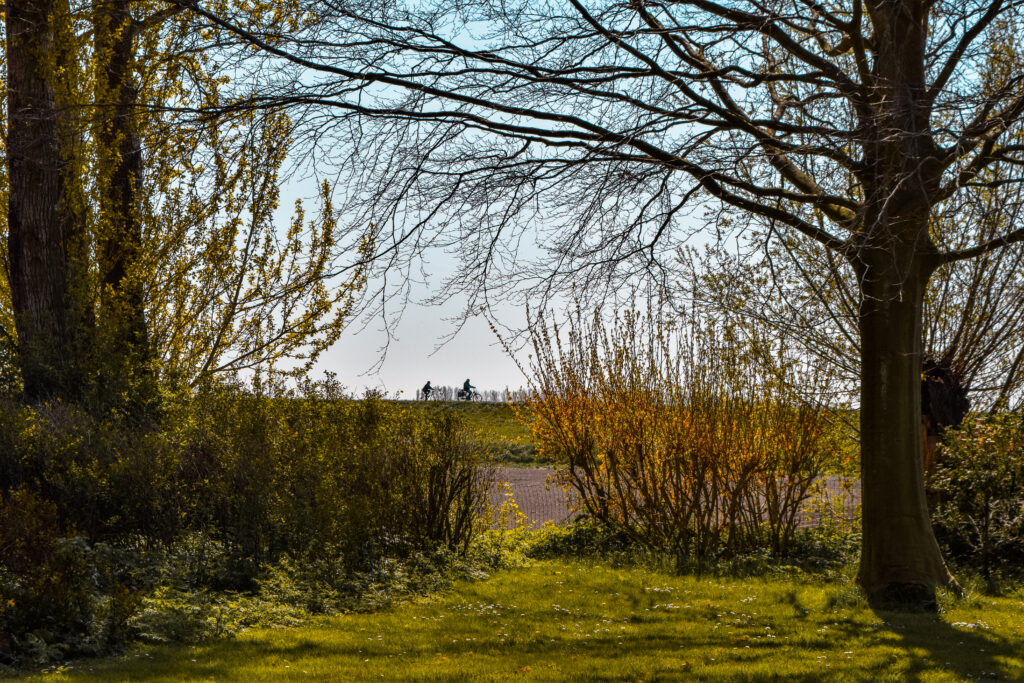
94;0;153;409
5;0;88;402
849;3;959;609
854;240;957;608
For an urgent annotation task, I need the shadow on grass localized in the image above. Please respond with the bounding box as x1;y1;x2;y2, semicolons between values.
44;620;1013;682
870;609;1021;682
18;571;1022;682
17;623;1016;683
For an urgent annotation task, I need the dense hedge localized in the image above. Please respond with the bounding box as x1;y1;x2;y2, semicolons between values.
0;384;490;666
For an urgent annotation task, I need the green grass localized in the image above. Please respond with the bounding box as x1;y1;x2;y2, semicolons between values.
15;560;1024;681
403;400;531;441
401;400;549;466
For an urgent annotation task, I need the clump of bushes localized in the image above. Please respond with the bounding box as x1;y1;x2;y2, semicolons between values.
0;491;143;664
0;381;491;667
524;516;640;560
526;307;843;564
932;412;1024;590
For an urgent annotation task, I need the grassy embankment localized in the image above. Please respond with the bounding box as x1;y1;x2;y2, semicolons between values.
402;400;549;466
13;559;1022;681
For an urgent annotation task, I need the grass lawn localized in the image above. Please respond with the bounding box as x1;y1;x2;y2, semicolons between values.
14;560;1023;681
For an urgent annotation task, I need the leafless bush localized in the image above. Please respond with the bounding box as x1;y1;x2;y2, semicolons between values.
527;307;841;560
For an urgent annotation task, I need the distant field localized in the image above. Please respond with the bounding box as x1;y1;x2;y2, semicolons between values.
400;400;550;466
397;399;860;474
22;560;1024;681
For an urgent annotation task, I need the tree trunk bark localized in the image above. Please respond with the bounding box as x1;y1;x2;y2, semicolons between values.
94;0;154;411
5;0;86;402
855;247;958;609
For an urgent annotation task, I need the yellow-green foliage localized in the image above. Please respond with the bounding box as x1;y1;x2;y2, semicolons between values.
526;307;841;559
0;3;370;404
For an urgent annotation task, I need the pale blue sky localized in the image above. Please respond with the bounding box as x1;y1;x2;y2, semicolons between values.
319;294;530;398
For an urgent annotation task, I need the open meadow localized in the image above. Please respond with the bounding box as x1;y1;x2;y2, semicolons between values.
11;560;1023;682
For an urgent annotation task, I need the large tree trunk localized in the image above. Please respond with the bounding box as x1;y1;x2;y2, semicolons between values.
855;244;957;609
5;0;87;402
851;3;959;609
94;0;154;411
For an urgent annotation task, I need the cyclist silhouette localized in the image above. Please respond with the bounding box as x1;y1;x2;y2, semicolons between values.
458;379;479;400
422;381;433;400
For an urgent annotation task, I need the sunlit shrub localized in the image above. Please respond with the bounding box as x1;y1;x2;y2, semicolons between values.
524;516;639;560
526;307;841;562
932;412;1024;589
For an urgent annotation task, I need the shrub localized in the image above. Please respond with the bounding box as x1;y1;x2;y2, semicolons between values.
383;409;493;554
524;516;640;560
0;490;143;666
931;412;1024;589
526;307;841;562
0;379;491;665
0;400;184;544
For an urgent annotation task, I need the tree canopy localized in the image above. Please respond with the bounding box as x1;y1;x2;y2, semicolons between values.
168;0;1024;609
2;0;368;408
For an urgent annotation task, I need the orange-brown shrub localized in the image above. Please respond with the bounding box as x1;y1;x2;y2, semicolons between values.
526;307;839;561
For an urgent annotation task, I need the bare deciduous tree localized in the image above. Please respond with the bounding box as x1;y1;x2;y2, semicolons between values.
684;184;1024;415
175;0;1024;609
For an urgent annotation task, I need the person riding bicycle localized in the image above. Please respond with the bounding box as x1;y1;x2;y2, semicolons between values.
458;379;478;400
422;381;433;400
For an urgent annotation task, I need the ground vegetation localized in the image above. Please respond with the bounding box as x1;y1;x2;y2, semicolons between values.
0;383;491;668
10;559;1024;681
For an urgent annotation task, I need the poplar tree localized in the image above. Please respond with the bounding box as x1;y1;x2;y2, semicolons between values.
3;1;367;406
